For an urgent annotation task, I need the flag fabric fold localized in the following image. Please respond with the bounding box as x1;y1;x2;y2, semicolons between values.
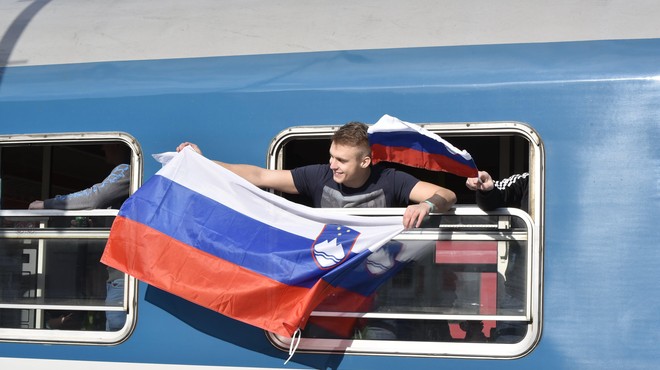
368;114;479;178
101;147;404;337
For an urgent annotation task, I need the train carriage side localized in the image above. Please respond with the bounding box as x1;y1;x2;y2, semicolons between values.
1;3;660;370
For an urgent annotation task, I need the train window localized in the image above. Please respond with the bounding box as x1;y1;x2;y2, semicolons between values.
265;121;543;358
0;133;141;344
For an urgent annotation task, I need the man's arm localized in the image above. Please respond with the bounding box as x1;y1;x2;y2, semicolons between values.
177;142;299;194
29;164;130;210
466;171;528;211
403;181;457;229
215;161;299;194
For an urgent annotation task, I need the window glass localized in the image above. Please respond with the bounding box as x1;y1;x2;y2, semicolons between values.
0;134;140;343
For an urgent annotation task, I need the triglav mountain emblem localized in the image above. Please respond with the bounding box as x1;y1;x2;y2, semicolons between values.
312;224;360;269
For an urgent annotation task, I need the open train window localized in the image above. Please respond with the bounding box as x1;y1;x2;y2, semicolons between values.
266;121;544;359
0;133;141;344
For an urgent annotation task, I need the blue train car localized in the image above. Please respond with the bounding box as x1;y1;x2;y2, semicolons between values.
1;1;658;369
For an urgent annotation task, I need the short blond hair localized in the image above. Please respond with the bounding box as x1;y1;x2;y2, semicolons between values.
331;122;371;158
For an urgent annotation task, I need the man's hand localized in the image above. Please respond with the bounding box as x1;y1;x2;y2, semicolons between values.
402;202;433;229
466;171;494;192
28;200;44;209
176;142;202;154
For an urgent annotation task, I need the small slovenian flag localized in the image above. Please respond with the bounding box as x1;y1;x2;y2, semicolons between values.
368;114;478;178
101;147;404;337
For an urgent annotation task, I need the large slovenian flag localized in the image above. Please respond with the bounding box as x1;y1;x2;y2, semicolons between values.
368;114;478;178
100;147;404;337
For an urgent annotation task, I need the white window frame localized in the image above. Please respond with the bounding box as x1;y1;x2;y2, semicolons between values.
264;121;544;359
0;132;141;345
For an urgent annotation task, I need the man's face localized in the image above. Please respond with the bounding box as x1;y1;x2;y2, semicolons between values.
328;142;370;188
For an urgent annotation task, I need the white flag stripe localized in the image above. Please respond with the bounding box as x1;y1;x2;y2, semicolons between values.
154;147;404;251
